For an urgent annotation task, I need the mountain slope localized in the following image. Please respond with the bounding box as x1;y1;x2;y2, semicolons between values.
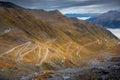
0;1;22;8
87;10;120;28
0;1;119;79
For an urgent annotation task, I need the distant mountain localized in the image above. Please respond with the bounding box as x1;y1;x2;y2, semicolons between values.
65;13;99;20
0;1;119;80
87;10;120;28
65;13;99;18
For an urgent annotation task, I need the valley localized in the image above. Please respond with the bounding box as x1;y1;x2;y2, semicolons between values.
0;1;119;80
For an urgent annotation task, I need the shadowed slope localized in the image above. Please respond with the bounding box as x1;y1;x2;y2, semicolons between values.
87;10;120;28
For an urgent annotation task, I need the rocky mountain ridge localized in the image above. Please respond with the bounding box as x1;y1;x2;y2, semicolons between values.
87;10;120;28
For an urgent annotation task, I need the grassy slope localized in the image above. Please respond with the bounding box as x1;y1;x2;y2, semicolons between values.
0;7;119;78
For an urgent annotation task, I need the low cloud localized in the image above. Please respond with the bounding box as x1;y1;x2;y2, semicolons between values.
77;17;90;20
107;28;120;39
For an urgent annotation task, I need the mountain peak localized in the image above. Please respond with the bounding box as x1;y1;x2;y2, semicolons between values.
108;10;120;13
49;9;62;15
87;10;120;28
106;10;120;15
0;1;22;8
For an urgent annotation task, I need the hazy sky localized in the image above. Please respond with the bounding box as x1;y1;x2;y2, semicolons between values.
2;0;120;14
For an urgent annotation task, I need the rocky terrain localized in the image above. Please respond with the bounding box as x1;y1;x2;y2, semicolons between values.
21;53;120;80
0;1;119;80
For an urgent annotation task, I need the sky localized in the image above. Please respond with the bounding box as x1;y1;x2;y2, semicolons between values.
2;0;120;14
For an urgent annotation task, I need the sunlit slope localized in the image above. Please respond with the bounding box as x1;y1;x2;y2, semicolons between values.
0;2;119;78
